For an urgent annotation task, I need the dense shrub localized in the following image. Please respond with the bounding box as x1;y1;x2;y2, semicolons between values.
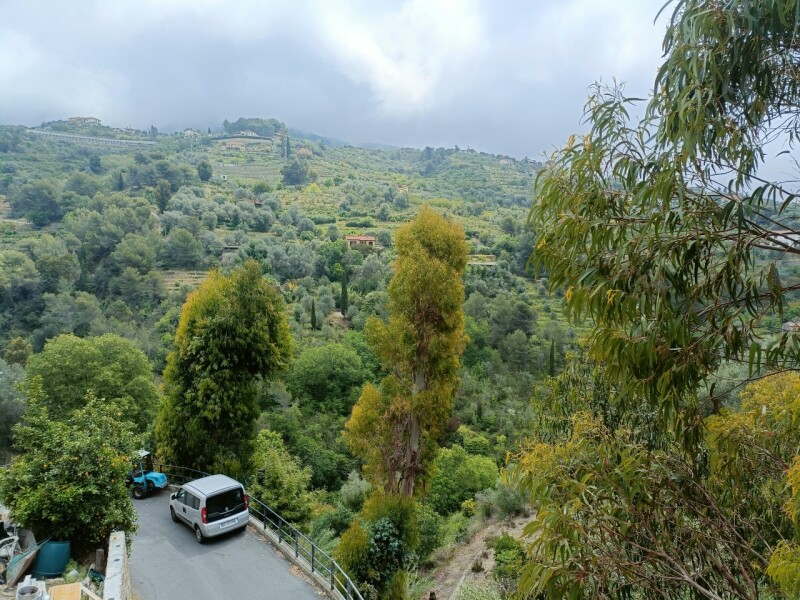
427;445;498;514
312;503;354;538
416;504;444;561
0;385;136;554
248;429;313;525
340;470;371;512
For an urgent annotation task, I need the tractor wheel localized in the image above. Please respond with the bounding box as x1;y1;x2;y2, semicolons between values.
147;480;155;493
132;485;146;500
170;507;179;523
194;526;205;544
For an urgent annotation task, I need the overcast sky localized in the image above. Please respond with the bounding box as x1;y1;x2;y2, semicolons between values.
0;0;668;157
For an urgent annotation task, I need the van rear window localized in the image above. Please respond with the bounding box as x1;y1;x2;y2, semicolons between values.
206;487;246;522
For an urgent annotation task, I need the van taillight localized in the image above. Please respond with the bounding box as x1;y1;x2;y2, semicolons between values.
244;494;249;510
201;507;207;524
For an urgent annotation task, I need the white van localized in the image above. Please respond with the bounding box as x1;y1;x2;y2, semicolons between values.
169;474;249;543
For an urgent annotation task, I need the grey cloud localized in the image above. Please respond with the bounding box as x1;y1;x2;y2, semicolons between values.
0;0;667;157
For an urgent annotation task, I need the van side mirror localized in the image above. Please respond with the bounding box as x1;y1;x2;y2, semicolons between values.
170;493;176;500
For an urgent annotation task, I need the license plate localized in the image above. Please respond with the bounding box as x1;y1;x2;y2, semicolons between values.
220;518;238;529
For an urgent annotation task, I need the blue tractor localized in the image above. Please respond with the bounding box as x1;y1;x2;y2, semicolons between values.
127;450;168;499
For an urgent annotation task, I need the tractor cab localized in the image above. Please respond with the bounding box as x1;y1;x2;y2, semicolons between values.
128;450;168;499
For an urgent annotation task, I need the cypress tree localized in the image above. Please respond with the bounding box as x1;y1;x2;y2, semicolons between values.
549;339;555;377
311;299;317;330
341;269;349;314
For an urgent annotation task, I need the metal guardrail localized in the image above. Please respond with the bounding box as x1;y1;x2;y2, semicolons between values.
157;464;364;600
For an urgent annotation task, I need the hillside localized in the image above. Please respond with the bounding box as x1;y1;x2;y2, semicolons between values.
0;119;577;597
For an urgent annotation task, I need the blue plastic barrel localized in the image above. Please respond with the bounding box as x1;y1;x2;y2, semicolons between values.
31;540;71;577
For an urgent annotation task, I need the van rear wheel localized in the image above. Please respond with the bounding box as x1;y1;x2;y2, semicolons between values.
194;526;205;544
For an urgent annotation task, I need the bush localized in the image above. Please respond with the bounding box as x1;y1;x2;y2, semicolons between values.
475;483;525;519
248;430;313;525
456;582;503;600
362;492;418;549
312;504;354;538
416;505;444;560
0;385;136;554
491;533;525;589
458;425;492;455
340;471;371;512
335;519;371;584
492;483;525;517
368;518;405;591
428;445;498;514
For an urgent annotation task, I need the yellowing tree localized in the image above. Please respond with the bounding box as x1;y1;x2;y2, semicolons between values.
156;260;292;477
345;206;468;496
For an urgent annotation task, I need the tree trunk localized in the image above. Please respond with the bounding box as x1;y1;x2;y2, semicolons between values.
399;367;426;496
400;414;420;496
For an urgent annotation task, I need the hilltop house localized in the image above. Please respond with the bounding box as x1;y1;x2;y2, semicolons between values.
223;140;246;151
237;130;259;137
68;116;101;125
183;129;202;138
345;234;378;248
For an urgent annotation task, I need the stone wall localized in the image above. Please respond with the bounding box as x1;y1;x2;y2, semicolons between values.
103;531;131;600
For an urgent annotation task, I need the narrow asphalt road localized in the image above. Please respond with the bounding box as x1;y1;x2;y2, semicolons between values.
130;492;322;600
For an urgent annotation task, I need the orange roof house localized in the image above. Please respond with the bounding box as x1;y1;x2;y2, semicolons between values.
345;234;378;248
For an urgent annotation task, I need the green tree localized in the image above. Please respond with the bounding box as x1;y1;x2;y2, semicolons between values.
341;266;349;315
524;1;800;595
310;298;317;330
427;444;497;514
25;333;159;429
530;0;800;438
115;171;125;191
197;160;212;182
281;159;308;186
345;207;468;496
0;358;24;460
156;261;292;477
88;155;102;174
35;291;103;341
25;234;81;293
153;178;172;213
4;336;31;366
286;343;370;415
10;180;62;226
65;172;104;198
0;384;136;554
248;429;312;524
109;233;159;275
164;227;203;269
0;250;41;308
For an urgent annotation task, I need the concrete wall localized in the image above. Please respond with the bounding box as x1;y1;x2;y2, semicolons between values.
103;531;131;600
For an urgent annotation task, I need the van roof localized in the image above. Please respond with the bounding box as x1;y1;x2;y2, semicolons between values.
184;474;243;496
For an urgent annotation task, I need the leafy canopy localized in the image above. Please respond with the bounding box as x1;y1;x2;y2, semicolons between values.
346;206;468;496
530;0;800;446
524;0;800;596
0;383;137;554
156;260;292;477
25;333;159;430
